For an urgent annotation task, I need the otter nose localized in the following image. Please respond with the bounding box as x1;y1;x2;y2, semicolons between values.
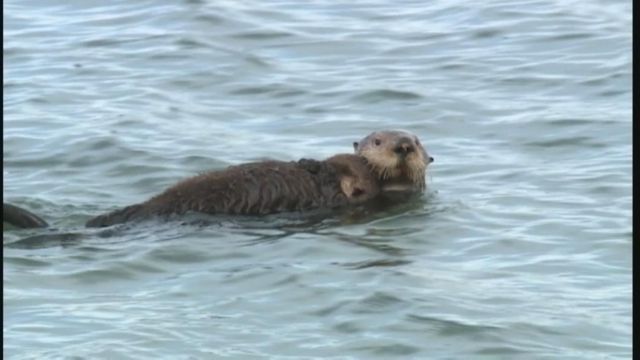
393;138;415;157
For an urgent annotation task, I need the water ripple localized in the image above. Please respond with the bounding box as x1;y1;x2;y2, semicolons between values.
3;0;631;358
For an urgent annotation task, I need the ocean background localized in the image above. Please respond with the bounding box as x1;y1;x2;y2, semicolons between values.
3;0;632;359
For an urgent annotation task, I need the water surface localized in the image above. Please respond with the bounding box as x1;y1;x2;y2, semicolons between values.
3;0;632;359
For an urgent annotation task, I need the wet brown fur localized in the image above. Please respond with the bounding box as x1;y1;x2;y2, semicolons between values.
85;154;380;228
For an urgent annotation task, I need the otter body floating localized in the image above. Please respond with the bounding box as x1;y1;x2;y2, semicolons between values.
4;130;434;230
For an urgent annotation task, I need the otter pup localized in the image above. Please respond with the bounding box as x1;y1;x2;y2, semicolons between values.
353;130;434;193
84;154;380;228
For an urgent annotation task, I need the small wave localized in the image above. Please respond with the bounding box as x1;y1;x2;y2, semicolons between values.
352;89;423;103
230;30;294;40
524;136;607;149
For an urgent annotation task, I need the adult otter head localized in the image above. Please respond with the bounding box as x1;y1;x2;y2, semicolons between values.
353;130;433;193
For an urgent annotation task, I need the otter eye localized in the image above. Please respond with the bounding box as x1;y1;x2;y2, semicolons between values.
352;188;364;197
374;139;381;146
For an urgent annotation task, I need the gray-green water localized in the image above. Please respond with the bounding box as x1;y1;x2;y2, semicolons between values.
3;0;632;359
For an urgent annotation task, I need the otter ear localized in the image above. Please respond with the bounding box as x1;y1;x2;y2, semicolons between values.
353;142;359;152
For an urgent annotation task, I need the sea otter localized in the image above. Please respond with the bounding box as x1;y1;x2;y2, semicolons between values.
4;130;433;229
354;130;434;193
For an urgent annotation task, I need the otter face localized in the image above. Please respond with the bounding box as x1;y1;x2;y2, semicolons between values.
353;130;433;193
